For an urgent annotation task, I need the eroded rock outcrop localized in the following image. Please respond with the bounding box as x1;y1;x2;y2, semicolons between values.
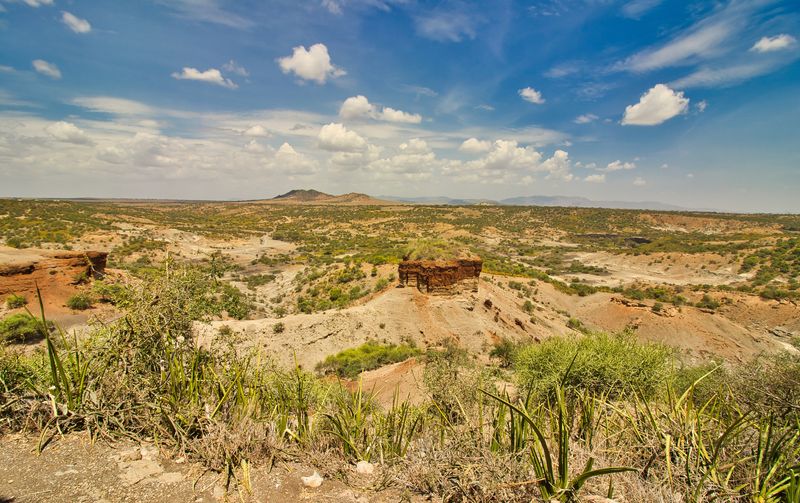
0;249;107;297
398;257;482;295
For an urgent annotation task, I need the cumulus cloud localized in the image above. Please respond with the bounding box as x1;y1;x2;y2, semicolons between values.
622;84;689;126
603;160;636;172
459;137;492;154
62;11;91;33
32;59;61;79
45;121;94;145
398;138;430;154
277;43;345;84
171;67;237;89
338;95;421;124
243;125;269;137
751;34;797;53
584;173;606;183
317;123;367;152
695;100;708;112
633;177;647;186
574;113;598;124
518;87;545;104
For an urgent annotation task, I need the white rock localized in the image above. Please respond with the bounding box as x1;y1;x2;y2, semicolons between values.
355;460;374;475
301;471;324;488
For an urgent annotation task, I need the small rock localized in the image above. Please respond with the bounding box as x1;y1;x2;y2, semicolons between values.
212;485;226;500
174;456;186;464
120;449;142;462
301;471;324;488
355;460;374;475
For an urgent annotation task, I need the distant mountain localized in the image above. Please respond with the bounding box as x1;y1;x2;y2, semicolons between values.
270;189;392;205
379;195;498;206
380;193;700;211
272;189;331;201
499;195;692;211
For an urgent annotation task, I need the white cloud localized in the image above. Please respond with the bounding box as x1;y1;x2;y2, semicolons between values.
32;59;61;79
415;11;477;42
243;139;268;153
574;113;598;124
695;100;708;112
603;160;636;172
475;104;495;111
339;95;422;124
317;122;367;152
751;34;797;53
633;177;647;186
621;84;689;126
584;173;606;183
62;11;91;33
340;95;375;120
45;121;94;145
243;125;269;137
72;96;154;116
380;107;422;124
398;138;430;154
17;0;53;6
222;60;249;77
277;43;345;84
321;0;342;15
171;67;237;89
274;143;317;175
670;60;786;89
621;0;662;19
518;87;545;104
459;137;492;154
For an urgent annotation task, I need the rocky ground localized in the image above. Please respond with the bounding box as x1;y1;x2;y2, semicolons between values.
0;433;417;503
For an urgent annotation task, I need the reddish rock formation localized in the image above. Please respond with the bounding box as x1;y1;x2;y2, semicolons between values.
0;250;107;297
398;257;482;295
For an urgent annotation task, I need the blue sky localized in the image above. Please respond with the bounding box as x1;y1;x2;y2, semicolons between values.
0;0;798;212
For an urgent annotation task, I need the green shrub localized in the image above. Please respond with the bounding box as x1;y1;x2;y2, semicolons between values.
5;294;27;309
514;332;673;399
695;294;720;310
273;322;285;334
0;313;53;343
66;293;93;310
489;337;519;368
316;341;421;378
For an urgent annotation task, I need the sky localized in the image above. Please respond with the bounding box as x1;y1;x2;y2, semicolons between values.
0;0;798;212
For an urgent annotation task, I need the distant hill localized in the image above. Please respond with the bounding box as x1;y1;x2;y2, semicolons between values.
272;190;703;211
498;195;692;211
270;189;393;205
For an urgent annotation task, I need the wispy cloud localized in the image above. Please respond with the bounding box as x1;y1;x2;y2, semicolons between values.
155;0;254;29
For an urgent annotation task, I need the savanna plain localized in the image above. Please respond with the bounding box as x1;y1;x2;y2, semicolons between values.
1;192;799;502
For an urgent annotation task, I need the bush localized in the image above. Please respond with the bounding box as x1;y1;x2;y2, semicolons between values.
66;293;93;310
0;313;53;343
695;294;720;310
5;294;27;309
489;337;519;368
316;341;421;378
272;322;285;334
514;332;673;399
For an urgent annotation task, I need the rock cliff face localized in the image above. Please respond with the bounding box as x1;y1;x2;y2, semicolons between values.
0;250;107;297
398;258;482;295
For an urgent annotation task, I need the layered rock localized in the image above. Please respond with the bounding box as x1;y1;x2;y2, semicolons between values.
398;258;482;295
0;249;107;297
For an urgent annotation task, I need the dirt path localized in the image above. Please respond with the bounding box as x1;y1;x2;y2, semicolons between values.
0;433;414;502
